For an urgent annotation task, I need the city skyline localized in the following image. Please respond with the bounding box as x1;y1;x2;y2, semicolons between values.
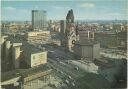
1;0;127;21
1;2;127;89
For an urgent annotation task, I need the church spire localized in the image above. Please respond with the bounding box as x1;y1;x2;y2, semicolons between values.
66;9;74;23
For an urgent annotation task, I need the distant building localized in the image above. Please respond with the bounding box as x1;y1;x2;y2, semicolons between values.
25;31;51;44
60;20;66;46
74;41;100;60
78;30;94;43
60;20;66;34
51;39;61;46
32;10;47;30
113;23;125;31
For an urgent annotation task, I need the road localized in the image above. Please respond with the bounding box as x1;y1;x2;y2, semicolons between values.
43;44;86;81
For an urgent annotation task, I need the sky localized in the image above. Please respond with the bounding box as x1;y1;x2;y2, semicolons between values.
1;0;128;21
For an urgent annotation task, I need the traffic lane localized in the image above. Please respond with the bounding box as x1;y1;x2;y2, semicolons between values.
48;58;83;79
48;50;74;61
44;44;75;60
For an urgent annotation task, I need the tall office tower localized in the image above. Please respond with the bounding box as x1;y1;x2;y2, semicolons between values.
32;10;47;30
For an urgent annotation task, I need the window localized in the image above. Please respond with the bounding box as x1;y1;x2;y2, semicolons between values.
72;40;75;44
33;56;35;60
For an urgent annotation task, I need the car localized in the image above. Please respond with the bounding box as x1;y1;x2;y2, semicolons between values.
60;71;64;74
72;82;75;86
68;76;72;79
65;80;69;84
74;66;79;70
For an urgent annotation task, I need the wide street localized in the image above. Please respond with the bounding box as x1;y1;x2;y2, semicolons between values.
42;44;86;86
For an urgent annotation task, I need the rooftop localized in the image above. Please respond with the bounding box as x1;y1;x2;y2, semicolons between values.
75;72;111;89
75;40;99;46
13;43;22;47
21;43;45;54
5;34;46;54
1;64;52;82
32;10;47;13
27;31;50;35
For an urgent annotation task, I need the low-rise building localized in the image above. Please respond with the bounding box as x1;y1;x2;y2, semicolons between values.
74;41;100;60
1;64;52;89
1;36;22;70
1;35;48;70
78;30;94;43
25;31;51;44
22;43;47;67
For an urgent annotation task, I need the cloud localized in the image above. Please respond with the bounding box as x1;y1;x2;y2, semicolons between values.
53;6;71;10
4;7;16;10
80;3;95;8
53;6;62;9
2;8;31;21
107;13;122;16
35;6;39;9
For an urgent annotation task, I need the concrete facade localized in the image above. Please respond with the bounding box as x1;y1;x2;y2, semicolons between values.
12;43;22;69
25;31;51;44
1;36;22;70
74;42;100;60
78;30;94;43
5;41;11;62
23;44;47;68
1;36;8;61
31;52;47;67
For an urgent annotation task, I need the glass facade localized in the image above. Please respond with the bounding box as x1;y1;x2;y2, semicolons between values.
32;10;47;30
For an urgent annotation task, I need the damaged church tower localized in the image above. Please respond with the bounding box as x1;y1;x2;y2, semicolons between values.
60;9;77;52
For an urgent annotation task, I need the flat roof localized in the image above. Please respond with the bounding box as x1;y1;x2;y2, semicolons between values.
1;35;8;38
75;41;99;46
1;64;52;82
76;72;111;89
21;43;44;54
13;43;22;47
5;34;46;54
32;10;47;12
